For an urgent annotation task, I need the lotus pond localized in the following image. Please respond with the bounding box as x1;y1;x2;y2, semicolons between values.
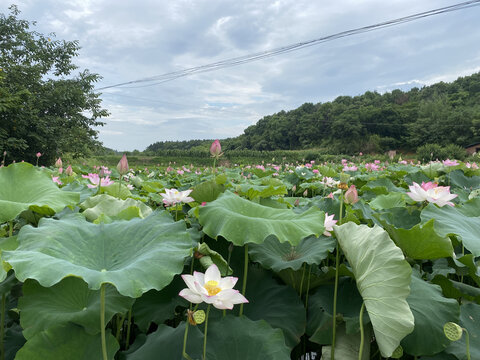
0;157;479;360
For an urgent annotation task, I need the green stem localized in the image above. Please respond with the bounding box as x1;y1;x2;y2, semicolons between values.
125;308;132;350
203;305;211;360
8;222;13;237
115;313;126;342
305;265;312;310
100;284;108;360
118;176;122;197
290;271;296;291
0;294;5;360
182;320;193;360
239;244;249;317
331;193;344;360
465;328;471;360
358;302;365;360
212;158;216;179
298;263;306;297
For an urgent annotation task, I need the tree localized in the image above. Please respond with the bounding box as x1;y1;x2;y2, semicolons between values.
0;5;108;165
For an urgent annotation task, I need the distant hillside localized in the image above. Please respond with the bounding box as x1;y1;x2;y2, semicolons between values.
146;72;480;155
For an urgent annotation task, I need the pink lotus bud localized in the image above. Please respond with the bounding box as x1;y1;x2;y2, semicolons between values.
36;152;42;158
65;165;73;176
210;140;222;158
344;185;359;204
58;167;63;174
117;154;129;175
99;167;105;177
303;189;308;197
55;157;62;168
3;151;6;156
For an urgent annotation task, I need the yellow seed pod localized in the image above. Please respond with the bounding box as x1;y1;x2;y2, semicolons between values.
193;310;206;325
391;345;403;359
443;322;463;341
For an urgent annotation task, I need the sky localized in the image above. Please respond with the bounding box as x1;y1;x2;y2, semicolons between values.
3;0;480;151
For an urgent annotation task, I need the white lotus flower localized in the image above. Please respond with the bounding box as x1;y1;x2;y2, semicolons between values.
161;188;194;206
407;181;457;207
179;264;248;310
323;212;337;237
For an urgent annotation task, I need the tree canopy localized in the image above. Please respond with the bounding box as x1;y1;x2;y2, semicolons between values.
0;5;108;165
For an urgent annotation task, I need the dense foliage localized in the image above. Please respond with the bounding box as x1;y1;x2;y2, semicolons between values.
146;72;480;155
0;6;108;165
0;154;479;359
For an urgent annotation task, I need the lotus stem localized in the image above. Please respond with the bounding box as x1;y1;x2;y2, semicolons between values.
118;176;122;198
8;221;13;237
358;302;365;360
305;264;312;309
100;284;108;360
239;244;249;317
203;304;211;360
115;313;126;342
331;192;344;360
125;308;132;350
299;263;306;297
0;294;5;360
465;328;471;360
182;320;193;360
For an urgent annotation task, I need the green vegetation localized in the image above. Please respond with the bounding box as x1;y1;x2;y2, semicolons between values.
0;5;108;165
147;72;480;155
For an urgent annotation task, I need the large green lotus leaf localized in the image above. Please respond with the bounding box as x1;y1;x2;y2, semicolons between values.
190;180;224;203
4;324;26;360
235;183;287;200
19;277;135;339
401;272;460;356
374;207;421;229
205;316;291;360
3;211;192;298
242;266;305;349
384;219;454;260
334;222;414;357
132;275;188;332
61;181;96;203
80;194;152;222
369;192;406;210
15;323;118;360
421;203;480;256
447;169;480;190
127;316;290;360
445;303;480;360
320;323;371;360
0;163;79;223
249;234;335;272
125;322;204;360
431;275;480;303
307;278;366;344
101;182;132;200
198;191;325;246
362;178;404;194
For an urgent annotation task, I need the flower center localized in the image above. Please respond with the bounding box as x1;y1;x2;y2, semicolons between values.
204;280;221;296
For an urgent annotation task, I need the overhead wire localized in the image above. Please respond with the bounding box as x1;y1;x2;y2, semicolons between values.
96;0;480;91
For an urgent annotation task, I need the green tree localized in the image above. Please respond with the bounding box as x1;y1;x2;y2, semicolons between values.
0;5;108;165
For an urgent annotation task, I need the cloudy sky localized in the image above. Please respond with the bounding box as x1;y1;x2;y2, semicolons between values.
4;0;480;151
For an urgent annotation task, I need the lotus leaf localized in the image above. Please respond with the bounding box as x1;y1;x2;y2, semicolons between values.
0;163;79;223
3;211;192;298
198;191;325;246
334;222;414;357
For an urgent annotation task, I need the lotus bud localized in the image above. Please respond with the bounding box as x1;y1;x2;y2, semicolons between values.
58;167;63;174
117;154;129;175
344;185;359;204
36;152;42;158
55;157;62;168
99;167;105;177
210;139;222;158
65;165;73;176
303;189;308;197
292;185;297;192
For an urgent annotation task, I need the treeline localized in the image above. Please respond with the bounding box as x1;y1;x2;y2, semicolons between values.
146;72;480;155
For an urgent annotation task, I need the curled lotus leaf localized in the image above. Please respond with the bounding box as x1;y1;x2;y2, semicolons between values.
198;191;325;246
0;163;79;223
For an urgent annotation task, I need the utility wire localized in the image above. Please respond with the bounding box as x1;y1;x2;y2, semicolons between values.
96;0;480;91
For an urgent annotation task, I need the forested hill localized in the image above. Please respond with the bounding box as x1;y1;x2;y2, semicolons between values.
146;72;480;155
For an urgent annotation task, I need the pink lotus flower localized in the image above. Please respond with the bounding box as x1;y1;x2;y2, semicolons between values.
365;163;380;171
326;192;334;199
344;185;359;204
161;188;194;206
117;154;129;175
443;159;459;167
52;176;62;185
179;264;248;310
323;213;337;236
343;165;358;172
210;140;222;158
407;181;457;207
82;173;114;188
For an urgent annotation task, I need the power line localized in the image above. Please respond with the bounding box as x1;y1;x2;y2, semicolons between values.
96;0;480;91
